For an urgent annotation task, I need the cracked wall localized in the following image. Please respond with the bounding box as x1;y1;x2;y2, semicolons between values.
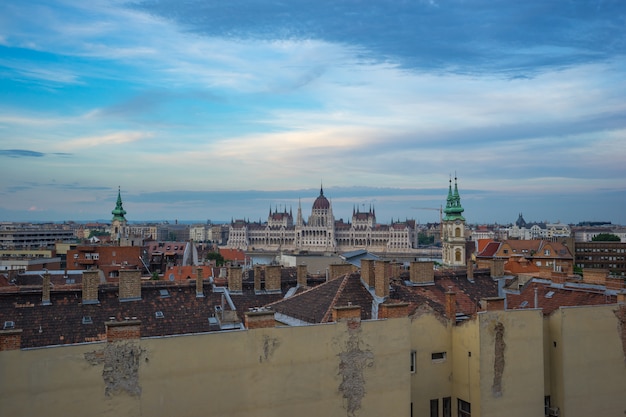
85;341;145;397
259;334;280;363
337;320;374;417
492;321;505;397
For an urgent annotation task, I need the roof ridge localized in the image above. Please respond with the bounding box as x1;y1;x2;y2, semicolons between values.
321;273;352;323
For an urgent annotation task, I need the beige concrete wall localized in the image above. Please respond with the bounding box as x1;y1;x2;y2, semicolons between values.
477;309;545;417
409;313;452;417
549;304;626;417
0;318;411;417
452;317;482;416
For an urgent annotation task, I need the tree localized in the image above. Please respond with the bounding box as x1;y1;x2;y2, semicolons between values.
591;233;620;242
206;252;225;266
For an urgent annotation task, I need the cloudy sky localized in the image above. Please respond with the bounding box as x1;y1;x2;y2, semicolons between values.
1;0;625;225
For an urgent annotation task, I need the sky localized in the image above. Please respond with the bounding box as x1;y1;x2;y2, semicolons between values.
1;0;625;225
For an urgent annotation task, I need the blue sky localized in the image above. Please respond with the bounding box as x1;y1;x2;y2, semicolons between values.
1;0;625;225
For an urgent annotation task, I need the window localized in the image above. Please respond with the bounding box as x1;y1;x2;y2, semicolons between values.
410;350;416;373
458;399;471;417
155;311;164;319
443;397;451;417
3;321;15;329
431;352;447;362
159;289;170;298
430;399;439;417
82;316;93;325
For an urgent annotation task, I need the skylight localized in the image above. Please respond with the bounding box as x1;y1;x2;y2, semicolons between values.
82;316;93;325
155;311;164;319
545;291;555;298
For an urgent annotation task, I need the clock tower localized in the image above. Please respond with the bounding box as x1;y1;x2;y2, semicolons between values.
442;177;466;267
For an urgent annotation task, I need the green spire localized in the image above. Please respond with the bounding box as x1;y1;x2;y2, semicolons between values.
443;176;465;221
111;187;127;222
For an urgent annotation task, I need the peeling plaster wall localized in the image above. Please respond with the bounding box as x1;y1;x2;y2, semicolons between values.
0;319;410;417
550;305;626;417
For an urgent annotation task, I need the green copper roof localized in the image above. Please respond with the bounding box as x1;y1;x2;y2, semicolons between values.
111;187;127;222
443;177;465;221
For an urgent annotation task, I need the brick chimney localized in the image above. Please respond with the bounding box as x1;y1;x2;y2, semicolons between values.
360;259;375;288
82;270;100;304
119;269;141;302
445;291;457;321
617;292;626;304
378;302;409;319
244;309;275;329
265;265;282;294
0;329;22;351
254;265;263;293
297;264;308;288
42;272;51;306
105;319;141;342
332;305;362;322
481;297;505;311
227;266;243;294
196;267;204;298
491;259;505;278
375;261;390;299
329;264;354;280
467;261;474;281
409;261;434;285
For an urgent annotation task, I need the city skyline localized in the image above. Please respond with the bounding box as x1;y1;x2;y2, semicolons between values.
1;1;625;224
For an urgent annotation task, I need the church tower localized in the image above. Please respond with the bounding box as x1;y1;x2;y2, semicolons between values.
111;187;128;245
442;176;466;267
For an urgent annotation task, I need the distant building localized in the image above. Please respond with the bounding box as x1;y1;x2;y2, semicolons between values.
507;213;571;240
0;222;75;249
441;177;467;267
226;185;418;253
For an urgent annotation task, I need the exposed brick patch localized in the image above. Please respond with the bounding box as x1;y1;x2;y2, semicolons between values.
85;341;145;397
492;322;506;397
0;329;22;351
337;321;374;417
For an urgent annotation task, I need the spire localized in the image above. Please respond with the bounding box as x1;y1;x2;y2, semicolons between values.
320;182;324;196
111;187;127;222
443;176;465;221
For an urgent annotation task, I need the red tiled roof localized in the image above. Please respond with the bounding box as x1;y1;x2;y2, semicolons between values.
506;281;616;315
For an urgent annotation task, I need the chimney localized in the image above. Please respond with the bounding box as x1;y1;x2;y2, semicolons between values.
617;292;626;304
332;305;362;323
42;272;51;306
297;264;308;288
445;291;457;321
244;309;275;329
360;259;375;288
481;297;505;311
378;302;409;319
329;264;354;280
105;319;141;342
82;270;100;304
409;261;434;285
491;259;505;278
196;267;204;298
227;266;243;294
265;265;282;294
467;261;474;281
254;265;263;293
374;261;390;299
0;329;22;351
119;269;142;302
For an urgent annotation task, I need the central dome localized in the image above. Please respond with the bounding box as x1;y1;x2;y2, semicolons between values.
312;186;330;210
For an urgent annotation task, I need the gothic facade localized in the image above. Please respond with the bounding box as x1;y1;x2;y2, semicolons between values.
226;187;418;253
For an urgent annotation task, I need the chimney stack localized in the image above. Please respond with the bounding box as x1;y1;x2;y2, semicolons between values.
329;264;354;280
42;272;51;306
265;265;282;294
0;329;22;351
196;267;204;298
82;270;100;304
254;265;263;293
374;261;390;299
119;269;142;302
378;302;409;319
481;297;505;311
105;319;141;342
297;264;308;288
445;291;457;321
491;259;505;278
227;266;243;294
332;305;362;323
409;261;434;285
360;259;375;288
244;309;275;329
